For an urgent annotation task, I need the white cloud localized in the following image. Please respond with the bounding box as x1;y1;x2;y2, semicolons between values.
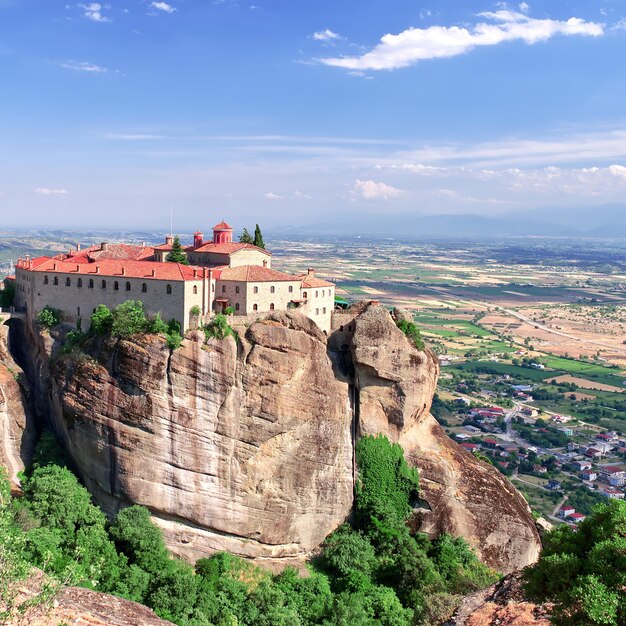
312;29;341;41
321;10;603;70
35;188;68;195
608;164;626;180
352;179;402;200
518;2;530;13
79;3;111;22
264;191;282;200
150;2;177;14
60;61;108;73
294;190;312;199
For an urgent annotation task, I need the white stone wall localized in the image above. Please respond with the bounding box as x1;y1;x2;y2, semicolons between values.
299;285;335;333
215;280;248;314
245;280;300;316
16;267;208;332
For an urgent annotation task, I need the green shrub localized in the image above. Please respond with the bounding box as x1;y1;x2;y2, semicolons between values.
189;305;201;316
111;300;148;337
36;306;61;329
204;314;236;340
1;279;16;308
147;312;168;334
396;320;425;351
223;306;235;316
166;331;183;350
90;304;113;335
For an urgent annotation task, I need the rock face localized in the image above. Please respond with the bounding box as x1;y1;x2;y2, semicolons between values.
14;303;540;573
351;305;541;574
0;323;35;483
51;312;353;562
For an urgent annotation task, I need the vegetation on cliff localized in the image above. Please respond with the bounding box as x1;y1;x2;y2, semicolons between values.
525;499;626;626
0;431;498;626
396;319;425;351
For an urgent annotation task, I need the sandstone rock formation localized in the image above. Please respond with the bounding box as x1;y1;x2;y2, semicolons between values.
351;305;541;574
8;303;540;574
50;312;354;562
0;323;34;483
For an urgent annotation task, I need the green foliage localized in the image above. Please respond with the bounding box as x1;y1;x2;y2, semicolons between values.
0;279;15;308
223;306;235;316
204;314;236;341
525;499;626;625
396;319;425;351
166;331;183;350
239;228;254;244
253;224;265;249
30;430;70;471
355;434;419;528
90;304;113;335
36;305;61;328
190;305;201;316
165;236;189;265
111;300;148;337
147;312;169;334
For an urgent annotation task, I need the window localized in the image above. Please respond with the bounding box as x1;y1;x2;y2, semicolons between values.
315;308;319;315
288;285;293;293
89;279;94;289
235;303;240;311
114;281;119;291
302;291;307;299
315;291;318;298
270;303;275;310
253;286;258;294
222;285;226;293
235;286;240;294
77;278;82;288
323;307;326;314
66;277;71;286
253;304;258;311
125;281;131;291
193;285;198;294
44;276;49;285
101;280;107;289
142;283;147;293
340;325;344;331
166;284;172;294
270;286;275;294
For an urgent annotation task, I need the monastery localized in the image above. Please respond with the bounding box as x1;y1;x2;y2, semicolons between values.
12;221;336;332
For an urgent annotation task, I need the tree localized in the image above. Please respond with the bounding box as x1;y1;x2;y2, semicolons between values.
253;224;265;249
165;236;189;265
111;300;148;337
0;279;15;308
90;304;113;335
239;228;254;244
36;306;61;329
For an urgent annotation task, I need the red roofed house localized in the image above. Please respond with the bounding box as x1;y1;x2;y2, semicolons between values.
12;221;336;332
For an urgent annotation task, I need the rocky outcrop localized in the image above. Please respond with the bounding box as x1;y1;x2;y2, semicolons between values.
50;312;353;562
351;305;541;574
12;303;540;573
0;323;35;483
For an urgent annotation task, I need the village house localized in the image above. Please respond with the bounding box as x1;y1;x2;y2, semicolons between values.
12;221;336;333
581;470;598;482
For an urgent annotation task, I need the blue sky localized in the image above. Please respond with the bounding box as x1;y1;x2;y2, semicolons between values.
0;0;625;230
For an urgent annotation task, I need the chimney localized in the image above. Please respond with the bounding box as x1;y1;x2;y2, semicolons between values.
151;269;156;277
121;267;126;276
76;243;81;251
193;268;198;278
53;262;57;270
76;264;80;272
101;242;108;251
263;260;268;268
142;241;146;247
307;268;315;275
165;235;173;245
95;265;100;274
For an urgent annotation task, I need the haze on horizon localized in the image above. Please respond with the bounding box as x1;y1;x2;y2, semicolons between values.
0;0;625;232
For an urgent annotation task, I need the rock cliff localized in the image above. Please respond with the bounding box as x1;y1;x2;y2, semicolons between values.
2;303;540;574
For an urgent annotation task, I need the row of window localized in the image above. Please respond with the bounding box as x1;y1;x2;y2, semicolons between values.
42;275;183;295
221;284;295;295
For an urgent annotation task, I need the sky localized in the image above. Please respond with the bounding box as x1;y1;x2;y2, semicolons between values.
0;0;625;231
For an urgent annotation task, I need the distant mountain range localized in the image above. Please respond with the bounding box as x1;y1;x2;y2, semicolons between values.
276;204;626;239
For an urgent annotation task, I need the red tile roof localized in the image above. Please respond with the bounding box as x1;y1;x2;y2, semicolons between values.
214;265;299;282
17;257;209;282
298;272;334;288
192;241;270;256
213;221;233;230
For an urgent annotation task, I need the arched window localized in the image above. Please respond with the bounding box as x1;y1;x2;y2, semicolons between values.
253;286;258;294
114;281;119;291
89;279;94;289
142;283;147;293
270;303;275;310
222;285;226;293
253;304;258;311
53;277;58;285
235;303;240;311
193;285;198;294
235;286;240;294
66;277;71;286
166;284;172;294
44;276;49;284
315;291;318;298
302;291;307;299
102;280;107;289
126;281;131;291
77;278;82;288
322;290;325;296
270;285;275;294
288;285;293;293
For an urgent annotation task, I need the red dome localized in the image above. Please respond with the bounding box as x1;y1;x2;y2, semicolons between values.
213;221;232;230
